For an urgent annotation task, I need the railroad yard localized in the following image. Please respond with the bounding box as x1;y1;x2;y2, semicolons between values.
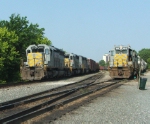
0;73;102;103
0;71;149;123
1;1;150;124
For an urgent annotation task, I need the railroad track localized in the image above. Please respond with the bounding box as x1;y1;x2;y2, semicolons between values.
0;73;125;124
0;72;100;89
0;72;104;108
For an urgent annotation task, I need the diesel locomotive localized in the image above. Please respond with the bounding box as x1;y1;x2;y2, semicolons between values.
108;45;140;78
20;44;99;80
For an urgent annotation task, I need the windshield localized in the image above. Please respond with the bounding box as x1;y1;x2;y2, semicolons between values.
115;50;127;54
31;46;44;53
65;55;69;58
109;50;114;56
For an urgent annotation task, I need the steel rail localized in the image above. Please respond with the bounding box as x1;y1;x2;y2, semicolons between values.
0;81;94;111
0;80;97;123
0;89;72;111
0;73;102;107
0;75;111;111
0;80;121;124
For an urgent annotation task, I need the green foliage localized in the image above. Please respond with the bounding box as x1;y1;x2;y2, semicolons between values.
105;62;109;66
99;60;105;66
138;49;150;62
0;14;52;83
38;37;51;45
138;48;150;69
0;27;20;83
147;58;150;63
0;14;51;58
147;58;150;69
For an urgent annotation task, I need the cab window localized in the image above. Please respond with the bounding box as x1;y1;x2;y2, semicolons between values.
27;50;30;54
45;49;49;55
111;51;114;56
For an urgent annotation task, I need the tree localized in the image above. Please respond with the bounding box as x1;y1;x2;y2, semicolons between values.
138;48;150;69
0;27;20;83
0;14;51;58
105;61;109;66
147;58;150;69
99;60;105;66
38;37;51;45
138;49;150;62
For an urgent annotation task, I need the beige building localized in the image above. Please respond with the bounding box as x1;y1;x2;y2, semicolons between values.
103;54;110;63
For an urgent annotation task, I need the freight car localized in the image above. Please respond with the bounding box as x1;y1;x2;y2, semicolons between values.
96;63;100;71
20;44;99;80
99;66;108;71
88;59;96;72
108;45;139;78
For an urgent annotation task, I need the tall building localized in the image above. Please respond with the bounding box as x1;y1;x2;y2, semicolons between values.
103;54;110;63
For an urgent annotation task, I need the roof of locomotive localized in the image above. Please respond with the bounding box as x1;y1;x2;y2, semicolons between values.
114;45;131;49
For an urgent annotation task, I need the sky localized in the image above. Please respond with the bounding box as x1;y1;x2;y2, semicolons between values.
0;0;150;62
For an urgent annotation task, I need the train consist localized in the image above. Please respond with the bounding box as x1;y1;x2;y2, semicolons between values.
20;44;99;80
108;45;147;79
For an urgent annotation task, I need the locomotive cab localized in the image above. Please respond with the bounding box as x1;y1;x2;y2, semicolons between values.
108;45;139;78
25;45;45;68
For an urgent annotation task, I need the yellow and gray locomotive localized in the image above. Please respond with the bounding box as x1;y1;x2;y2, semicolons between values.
21;44;67;80
108;45;139;78
20;44;99;81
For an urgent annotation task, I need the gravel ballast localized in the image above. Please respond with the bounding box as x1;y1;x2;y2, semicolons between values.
0;73;100;104
52;71;150;124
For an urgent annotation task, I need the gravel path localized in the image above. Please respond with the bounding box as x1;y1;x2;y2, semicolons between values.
52;71;150;124
0;73;101;104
